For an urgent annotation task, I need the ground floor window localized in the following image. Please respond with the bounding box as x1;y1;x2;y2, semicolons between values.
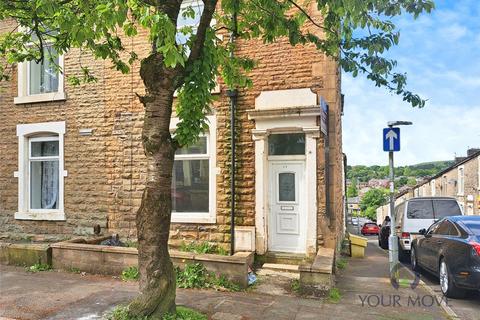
29;136;60;210
170;116;216;223
15;121;66;221
172;137;209;213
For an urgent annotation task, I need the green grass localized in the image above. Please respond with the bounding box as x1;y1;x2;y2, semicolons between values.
176;263;240;291
26;263;51;273
104;305;206;320
336;258;348;270
328;288;342;303
121;266;140;281
179;241;228;256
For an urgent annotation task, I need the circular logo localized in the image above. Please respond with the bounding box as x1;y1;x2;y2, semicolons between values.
390;262;421;290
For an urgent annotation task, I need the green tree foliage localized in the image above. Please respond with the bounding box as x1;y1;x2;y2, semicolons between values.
363;206;377;221
360;188;388;212
347;178;358;197
347;161;453;183
0;0;435;317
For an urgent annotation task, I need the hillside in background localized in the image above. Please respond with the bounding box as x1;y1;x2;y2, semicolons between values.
347;160;454;183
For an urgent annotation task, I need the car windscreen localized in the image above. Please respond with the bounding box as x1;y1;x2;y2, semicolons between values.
407;200;434;219
432;200;462;219
364;223;377;227
463;220;480;235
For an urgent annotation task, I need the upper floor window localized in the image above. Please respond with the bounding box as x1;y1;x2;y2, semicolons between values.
14;37;65;104
28;46;59;95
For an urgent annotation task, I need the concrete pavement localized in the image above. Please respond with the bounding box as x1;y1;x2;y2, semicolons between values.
1;242;451;320
336;238;450;320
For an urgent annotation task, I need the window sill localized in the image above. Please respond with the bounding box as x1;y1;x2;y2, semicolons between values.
14;92;66;105
171;213;216;224
15;211;66;221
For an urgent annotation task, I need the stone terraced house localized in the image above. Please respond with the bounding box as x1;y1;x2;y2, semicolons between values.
0;2;345;260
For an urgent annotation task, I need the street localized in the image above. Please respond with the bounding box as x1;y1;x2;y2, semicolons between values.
348;223;480;320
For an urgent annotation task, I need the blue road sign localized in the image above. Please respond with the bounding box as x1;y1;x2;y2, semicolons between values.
383;127;400;152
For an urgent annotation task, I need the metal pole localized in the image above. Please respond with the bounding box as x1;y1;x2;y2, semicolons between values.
388;147;399;280
228;2;238;256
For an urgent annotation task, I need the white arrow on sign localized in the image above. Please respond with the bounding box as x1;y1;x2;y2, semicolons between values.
385;129;398;150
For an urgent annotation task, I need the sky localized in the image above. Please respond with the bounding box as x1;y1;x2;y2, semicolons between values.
342;0;480;166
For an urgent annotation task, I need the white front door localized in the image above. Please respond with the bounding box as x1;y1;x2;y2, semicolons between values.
268;161;306;253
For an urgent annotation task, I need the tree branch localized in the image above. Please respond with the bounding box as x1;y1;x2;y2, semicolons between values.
185;0;217;66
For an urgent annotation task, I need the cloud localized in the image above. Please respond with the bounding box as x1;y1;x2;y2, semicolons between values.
342;74;480;166
342;0;480;165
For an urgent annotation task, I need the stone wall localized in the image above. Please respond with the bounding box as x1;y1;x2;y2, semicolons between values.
0;3;344;253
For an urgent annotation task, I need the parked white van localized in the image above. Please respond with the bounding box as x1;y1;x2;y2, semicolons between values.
393;197;463;261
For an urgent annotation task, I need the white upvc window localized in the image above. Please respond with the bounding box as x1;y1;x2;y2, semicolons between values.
458;166;465;196
15;122;66;220
14;43;66;104
170;115;217;223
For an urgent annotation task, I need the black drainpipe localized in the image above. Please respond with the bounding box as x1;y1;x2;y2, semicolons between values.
228;5;238;256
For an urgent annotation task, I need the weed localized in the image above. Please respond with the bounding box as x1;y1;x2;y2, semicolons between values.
124;240;138;248
26;263;51;273
163;306;207;320
291;279;301;294
68;267;81;274
328;288;342;303
175;263;240;291
121;266;140;281
179;241;228;256
104;305;206;320
336;258;348;270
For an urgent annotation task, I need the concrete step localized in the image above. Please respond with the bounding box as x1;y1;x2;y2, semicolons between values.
261;263;300;273
264;252;309;265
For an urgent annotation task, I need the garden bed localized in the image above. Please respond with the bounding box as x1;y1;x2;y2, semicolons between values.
50;238;254;288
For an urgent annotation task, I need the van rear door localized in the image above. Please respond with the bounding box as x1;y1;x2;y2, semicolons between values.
404;200;435;234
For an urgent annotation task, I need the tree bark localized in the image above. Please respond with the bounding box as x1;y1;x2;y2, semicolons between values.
129;53;180;319
127;1;218;317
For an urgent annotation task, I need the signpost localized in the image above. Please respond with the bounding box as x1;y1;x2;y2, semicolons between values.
383;121;412;284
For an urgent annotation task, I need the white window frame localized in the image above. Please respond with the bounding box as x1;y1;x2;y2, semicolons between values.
14;43;66;104
15;121;67;220
457;165;465;196
169;115;217;223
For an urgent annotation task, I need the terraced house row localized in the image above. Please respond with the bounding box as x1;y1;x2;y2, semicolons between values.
0;1;345;261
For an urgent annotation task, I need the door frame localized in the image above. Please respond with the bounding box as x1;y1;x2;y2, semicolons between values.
252;128;319;256
268;159;306;253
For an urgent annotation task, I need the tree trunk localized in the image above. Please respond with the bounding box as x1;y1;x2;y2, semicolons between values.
129;54;179;319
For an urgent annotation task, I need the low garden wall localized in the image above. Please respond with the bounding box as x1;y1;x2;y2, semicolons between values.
50;241;254;288
0;242;51;266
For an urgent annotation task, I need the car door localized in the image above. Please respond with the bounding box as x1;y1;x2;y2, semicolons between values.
416;221;440;270
428;220;452;273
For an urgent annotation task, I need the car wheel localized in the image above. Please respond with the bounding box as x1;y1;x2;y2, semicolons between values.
411;247;420;272
439;259;466;299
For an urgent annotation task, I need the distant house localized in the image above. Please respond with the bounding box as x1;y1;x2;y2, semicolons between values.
411;149;480;215
367;179;389;189
377;149;480;221
347;197;361;219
